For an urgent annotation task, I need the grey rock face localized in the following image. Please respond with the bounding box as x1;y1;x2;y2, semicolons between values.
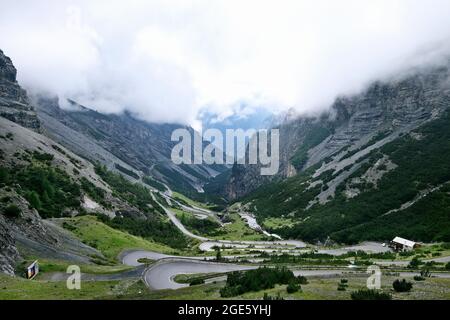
34;96;225;195
0;116;112;275
0;48;224;196
0;49;41;131
0;189;102;276
0;50;17;82
226;63;450;199
0;216;20;276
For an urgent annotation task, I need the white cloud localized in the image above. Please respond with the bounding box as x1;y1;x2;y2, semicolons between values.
1;0;450;125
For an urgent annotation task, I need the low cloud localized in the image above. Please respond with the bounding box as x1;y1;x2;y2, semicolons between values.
1;0;450;125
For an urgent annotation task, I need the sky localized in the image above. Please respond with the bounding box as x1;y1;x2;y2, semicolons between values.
1;0;450;128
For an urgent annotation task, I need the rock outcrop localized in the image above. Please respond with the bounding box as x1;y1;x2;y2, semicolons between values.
34;96;226;197
0;49;40;131
0;216;20;276
225;62;450;199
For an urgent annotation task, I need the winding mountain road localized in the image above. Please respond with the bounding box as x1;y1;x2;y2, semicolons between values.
143;259;256;290
117;189;450;291
118;250;450;290
155;192;307;250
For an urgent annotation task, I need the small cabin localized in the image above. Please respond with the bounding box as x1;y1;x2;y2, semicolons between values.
389;237;418;251
26;260;39;279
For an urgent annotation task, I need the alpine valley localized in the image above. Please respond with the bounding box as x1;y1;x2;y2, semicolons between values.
1;45;450;301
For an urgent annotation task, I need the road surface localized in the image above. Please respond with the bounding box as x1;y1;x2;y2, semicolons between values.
143;259;256;290
118;189;450;290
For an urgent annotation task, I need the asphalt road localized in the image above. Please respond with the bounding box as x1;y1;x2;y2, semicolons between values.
134;253;450;290
317;242;392;256
132;193;450;290
143;259;256;290
154;197;209;241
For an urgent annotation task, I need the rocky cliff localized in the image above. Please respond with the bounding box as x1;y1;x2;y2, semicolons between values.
34;96;226;199
226;62;450;200
0;50;40;131
225;62;450;243
0;117;107;275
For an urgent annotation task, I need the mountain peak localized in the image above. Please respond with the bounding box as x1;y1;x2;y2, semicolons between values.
0;49;40;131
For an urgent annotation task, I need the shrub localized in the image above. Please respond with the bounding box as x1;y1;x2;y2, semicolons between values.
296;275;309;285
393;279;413;292
220;267;297;297
337;283;347;291
351;289;392;300
408;257;422;269
413;276;425;281
337;279;349;291
0;167;10;184
420;269;431;278
286;281;300;293
215;247;222;262
4;204;21;218
136;258;154;265
189;278;205;286
431;252;441;257
32;151;54;161
445;262;450;270
62;222;76;232
26;191;41;210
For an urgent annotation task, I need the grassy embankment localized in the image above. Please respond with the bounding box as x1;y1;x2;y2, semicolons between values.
3;273;448;300
262;217;296;230
0;273;128;300
58;215;180;261
172;191;214;210
215;213;265;241
116;275;450;300
172;208;265;241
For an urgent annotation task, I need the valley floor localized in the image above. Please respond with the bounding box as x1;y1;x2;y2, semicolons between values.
2;189;450;300
2;272;449;300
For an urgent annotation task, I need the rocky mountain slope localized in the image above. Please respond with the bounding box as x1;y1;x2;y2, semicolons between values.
0;50;188;275
0;49;40;131
1;49;104;274
0;107;187;276
227;62;450;243
226;63;450;200
34;96;226;199
0;116;109;275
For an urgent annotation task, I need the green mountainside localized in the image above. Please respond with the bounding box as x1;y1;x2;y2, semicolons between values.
244;111;450;243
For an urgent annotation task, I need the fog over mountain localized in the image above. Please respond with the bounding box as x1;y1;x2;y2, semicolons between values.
1;0;450;127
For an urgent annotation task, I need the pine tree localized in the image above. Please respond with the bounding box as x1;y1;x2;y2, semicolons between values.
27;191;41;210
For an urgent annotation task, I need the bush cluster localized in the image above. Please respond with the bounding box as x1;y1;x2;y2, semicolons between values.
392;279;413;292
351;289;392;300
220;267;304;297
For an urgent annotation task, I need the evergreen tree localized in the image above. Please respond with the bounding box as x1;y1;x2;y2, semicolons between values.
27;191;41;210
